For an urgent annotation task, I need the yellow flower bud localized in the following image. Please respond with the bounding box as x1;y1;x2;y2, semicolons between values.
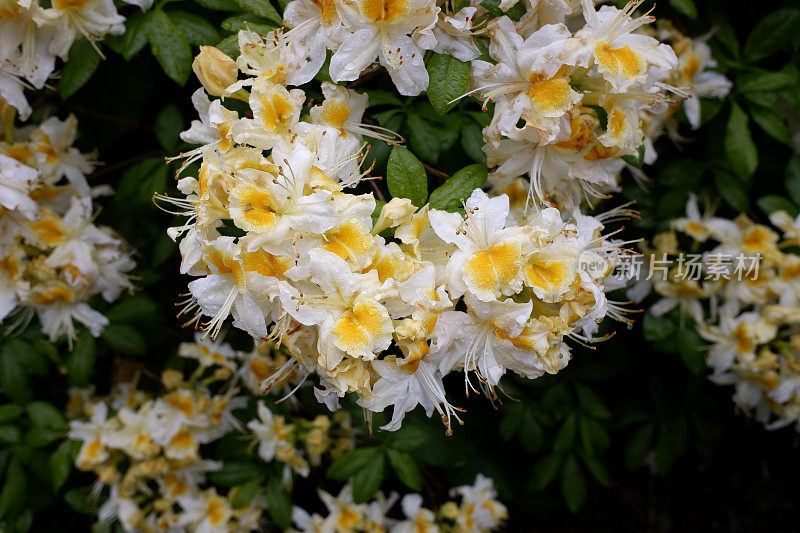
192;46;238;97
161;369;184;390
439;501;460;520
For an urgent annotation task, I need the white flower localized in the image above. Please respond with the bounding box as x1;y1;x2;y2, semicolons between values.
330;0;439;95
280;248;395;367
429;189;527;302
471;17;579;144
364;354;460;432
230;76;306;151
42;0;125;58
670;193;737;243
431;7;480;62
247;400;292;462
571;0;677;92
0;153;38;219
431;294;532;389
177;488;233;533
187;237;281;339
390;494;438;533
69;401;110;469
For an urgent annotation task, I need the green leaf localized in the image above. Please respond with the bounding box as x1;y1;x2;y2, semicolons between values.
215;34;241;59
366;112;404;175
194;0;240;10
655;416;688;474
221;14;278;34
757;195;798;217
107;294;160;323
387;146;428;207
0;404;23;424
50;440;82;492
668;0;696;19
15;342;47;376
155;104;184;153
59;39;102;100
0;458;26;518
677;328;706;375
560;455;586;513
578;450;611;487
712;22;740;61
101;324;147;355
26;402;68;431
505;1;525;21
405;113;458;164
265;477;291;529
744;8;800;62
574;384;611;419
428;164;487;212
553;415;577;453
460;122;486;164
737;71;797;94
232;0;282;25
579;417;610;456
24;426;62;448
385;426;428;450
327;447;381;480
366;89;403;107
747;104;789;144
621;145;646;169
480;0;503;17
625;423;654;469
0;425;21;444
209;462;264;486
66;334;96;387
169;11;221;46
0;339;31;403
658;159;705;188
147;10;193;86
387;449;421;491
426;52;470;115
724;104;758;181
474;37;492;63
118;11;150;61
352;453;384;503
518;411;544;454
230;476;264;509
530;453;562;491
785;154;800;205
714;169;749;212
63;487;97;514
114;158;168;207
498;405;521;441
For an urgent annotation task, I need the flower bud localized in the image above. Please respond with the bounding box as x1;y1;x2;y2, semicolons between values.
372;197;417;235
192;46;238;97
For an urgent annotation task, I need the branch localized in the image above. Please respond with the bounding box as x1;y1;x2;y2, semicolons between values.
423;162;451;181
347;65;385;90
88;149;165;181
369;177;387;203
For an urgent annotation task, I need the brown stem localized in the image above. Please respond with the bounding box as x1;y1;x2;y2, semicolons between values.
64;101;153;131
369;177;387;203
423;162;451;181
347;65;385;90
88;149;165;181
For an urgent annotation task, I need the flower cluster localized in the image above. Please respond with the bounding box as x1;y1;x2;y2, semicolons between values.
0;113;134;343
655;21;733;132
475;1;730;210
291;474;506;533
0;0;149;119
68;337;355;532
645;195;800;430
166;20;635;432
